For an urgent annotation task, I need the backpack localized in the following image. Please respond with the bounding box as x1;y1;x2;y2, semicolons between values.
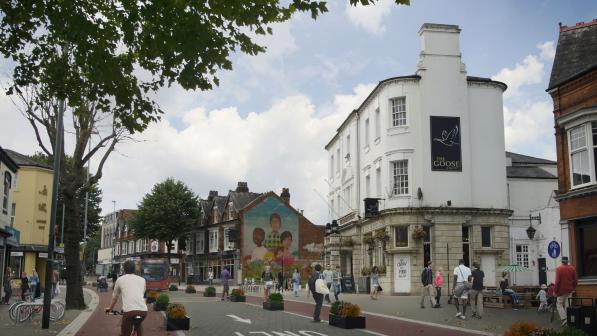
308;272;319;294
421;267;430;286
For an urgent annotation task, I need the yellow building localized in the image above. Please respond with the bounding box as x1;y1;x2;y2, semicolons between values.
6;149;53;288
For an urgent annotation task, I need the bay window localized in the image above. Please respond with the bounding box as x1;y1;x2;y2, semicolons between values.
568;121;597;187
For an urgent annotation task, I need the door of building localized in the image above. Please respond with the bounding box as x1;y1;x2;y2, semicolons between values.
538;258;547;285
481;255;496;287
393;254;411;293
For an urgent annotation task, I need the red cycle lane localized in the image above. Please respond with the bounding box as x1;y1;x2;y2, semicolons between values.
246;295;490;336
76;289;170;336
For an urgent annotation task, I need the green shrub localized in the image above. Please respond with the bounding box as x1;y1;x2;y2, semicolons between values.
156;294;170;305
205;286;216;295
330;301;343;315
268;293;283;303
231;288;245;297
169;284;178;291
185;285;196;293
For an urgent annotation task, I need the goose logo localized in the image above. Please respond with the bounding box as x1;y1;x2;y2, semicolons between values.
433;125;460;147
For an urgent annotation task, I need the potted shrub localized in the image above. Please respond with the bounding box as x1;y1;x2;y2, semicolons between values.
185;284;196;293
155;293;170;311
230;288;246;302
203;286;216;297
329;301;366;329
263;293;284;311
146;290;158;304
412;226;426;241
165;303;190;331
169;284;178;291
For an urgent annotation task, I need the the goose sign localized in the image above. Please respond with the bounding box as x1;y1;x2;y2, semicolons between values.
430;116;462;171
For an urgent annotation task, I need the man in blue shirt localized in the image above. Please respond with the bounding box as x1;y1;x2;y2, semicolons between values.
221;267;231;301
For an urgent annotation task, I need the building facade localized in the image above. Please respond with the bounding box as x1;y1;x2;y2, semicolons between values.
506;152;567;286
548;19;597;297
186;182;324;284
5;149;54;286
0;147;18;299
324;23;512;294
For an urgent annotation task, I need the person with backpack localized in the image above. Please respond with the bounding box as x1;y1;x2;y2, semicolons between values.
309;264;328;322
420;260;438;308
452;259;472;320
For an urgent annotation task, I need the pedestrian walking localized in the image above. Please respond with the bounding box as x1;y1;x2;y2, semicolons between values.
322;265;333;303
292;268;301;297
434;267;443;307
3;267;12;304
420;260;438;308
277;271;284;293
537;284;548;312
370;266;381;300
221;267;230;301
52;269;60;299
469;262;484;319
452;259;472;320
332;266;341;302
20;271;29;301
29;269;39;301
555;256;578;327
207;268;214;285
262;265;274;302
309;264;328;323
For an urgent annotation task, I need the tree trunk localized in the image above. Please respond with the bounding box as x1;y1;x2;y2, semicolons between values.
63;179;86;309
166;241;172;278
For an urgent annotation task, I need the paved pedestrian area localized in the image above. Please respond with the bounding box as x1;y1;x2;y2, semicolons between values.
0;286;91;336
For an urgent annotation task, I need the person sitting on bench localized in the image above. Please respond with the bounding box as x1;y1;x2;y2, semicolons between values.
499;272;520;305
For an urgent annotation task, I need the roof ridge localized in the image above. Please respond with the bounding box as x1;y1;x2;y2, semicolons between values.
560;19;597;32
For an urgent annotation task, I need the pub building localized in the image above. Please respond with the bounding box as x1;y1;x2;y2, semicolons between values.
324;23;512;294
548;19;597;298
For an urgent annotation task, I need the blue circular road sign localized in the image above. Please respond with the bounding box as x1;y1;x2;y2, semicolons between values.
548;241;561;259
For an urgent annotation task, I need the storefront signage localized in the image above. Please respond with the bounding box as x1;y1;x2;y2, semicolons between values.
430;116;462;171
548;241;561;259
10;251;23;257
39;252;48;258
393;254;411;293
6;227;20;245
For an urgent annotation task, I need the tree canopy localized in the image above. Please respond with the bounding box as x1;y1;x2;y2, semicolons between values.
131;178;200;249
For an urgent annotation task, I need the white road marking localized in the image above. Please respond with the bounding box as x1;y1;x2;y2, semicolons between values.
227;314;252;324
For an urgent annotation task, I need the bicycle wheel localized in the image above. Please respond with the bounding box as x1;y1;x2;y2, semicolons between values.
8;301;25;322
50;301;65;321
16;305;33;323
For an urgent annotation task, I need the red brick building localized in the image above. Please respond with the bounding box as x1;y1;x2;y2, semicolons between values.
548;19;597;297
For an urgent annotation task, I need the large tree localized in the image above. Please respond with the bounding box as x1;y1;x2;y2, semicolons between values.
0;0;409;309
131;178;200;269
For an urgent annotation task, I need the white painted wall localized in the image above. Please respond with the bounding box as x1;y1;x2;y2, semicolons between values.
326;24;508;218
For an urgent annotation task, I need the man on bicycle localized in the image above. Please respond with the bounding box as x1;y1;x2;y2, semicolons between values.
105;260;147;336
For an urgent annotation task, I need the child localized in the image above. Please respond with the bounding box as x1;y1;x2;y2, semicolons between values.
537;284;548;311
265;213;282;249
250;228;268;260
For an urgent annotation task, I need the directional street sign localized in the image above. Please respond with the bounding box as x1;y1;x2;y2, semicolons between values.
548;241;561;259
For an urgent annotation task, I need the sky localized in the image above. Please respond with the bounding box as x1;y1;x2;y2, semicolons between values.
1;0;596;226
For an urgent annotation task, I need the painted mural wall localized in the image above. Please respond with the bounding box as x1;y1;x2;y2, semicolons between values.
242;196;301;278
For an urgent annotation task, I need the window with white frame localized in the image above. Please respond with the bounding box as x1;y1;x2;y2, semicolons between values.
10;203;16;226
344;185;351;210
391;160;409;195
375;108;381;139
515;244;529;268
209;230;218;252
569;124;592;186
390;97;407;127
224;228;234;250
375;167;381;197
196;231;205;254
3;171;11;214
115;242;120;256
365;118;370;146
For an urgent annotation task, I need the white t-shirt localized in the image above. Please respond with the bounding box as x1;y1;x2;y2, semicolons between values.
113;274;147;312
453;264;472;284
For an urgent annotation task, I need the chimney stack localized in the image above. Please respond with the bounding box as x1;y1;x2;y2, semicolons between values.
281;188;290;204
208;190;218;201
236;181;249;193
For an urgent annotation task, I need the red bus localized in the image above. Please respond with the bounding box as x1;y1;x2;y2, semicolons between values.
140;258;170;291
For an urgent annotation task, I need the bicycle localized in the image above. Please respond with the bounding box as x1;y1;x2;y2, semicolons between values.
9;297;65;323
106;309;145;336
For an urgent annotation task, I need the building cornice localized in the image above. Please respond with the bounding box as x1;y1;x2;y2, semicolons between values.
556;104;597;126
379;206;513;217
554;184;597;202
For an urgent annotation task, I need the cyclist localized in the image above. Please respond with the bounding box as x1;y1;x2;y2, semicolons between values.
105;260;147;336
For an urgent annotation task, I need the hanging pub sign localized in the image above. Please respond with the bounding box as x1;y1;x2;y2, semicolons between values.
430;116;462;171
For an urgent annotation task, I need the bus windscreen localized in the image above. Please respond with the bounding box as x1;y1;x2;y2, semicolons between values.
142;263;166;281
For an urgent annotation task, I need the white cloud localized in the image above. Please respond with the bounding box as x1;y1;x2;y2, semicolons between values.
98;84;374;224
492;54;544;98
537;41;555;61
345;0;394;36
503;101;555;160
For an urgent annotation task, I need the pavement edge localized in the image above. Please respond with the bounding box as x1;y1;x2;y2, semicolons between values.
56;287;99;336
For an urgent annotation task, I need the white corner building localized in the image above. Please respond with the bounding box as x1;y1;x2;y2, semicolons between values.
324;23;513;294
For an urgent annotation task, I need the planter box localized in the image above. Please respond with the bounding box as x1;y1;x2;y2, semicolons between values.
168;288;178;292
166;316;190;331
154;303;167;311
203;292;216;297
328;314;366;329
230;296;246;302
263;301;284;311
